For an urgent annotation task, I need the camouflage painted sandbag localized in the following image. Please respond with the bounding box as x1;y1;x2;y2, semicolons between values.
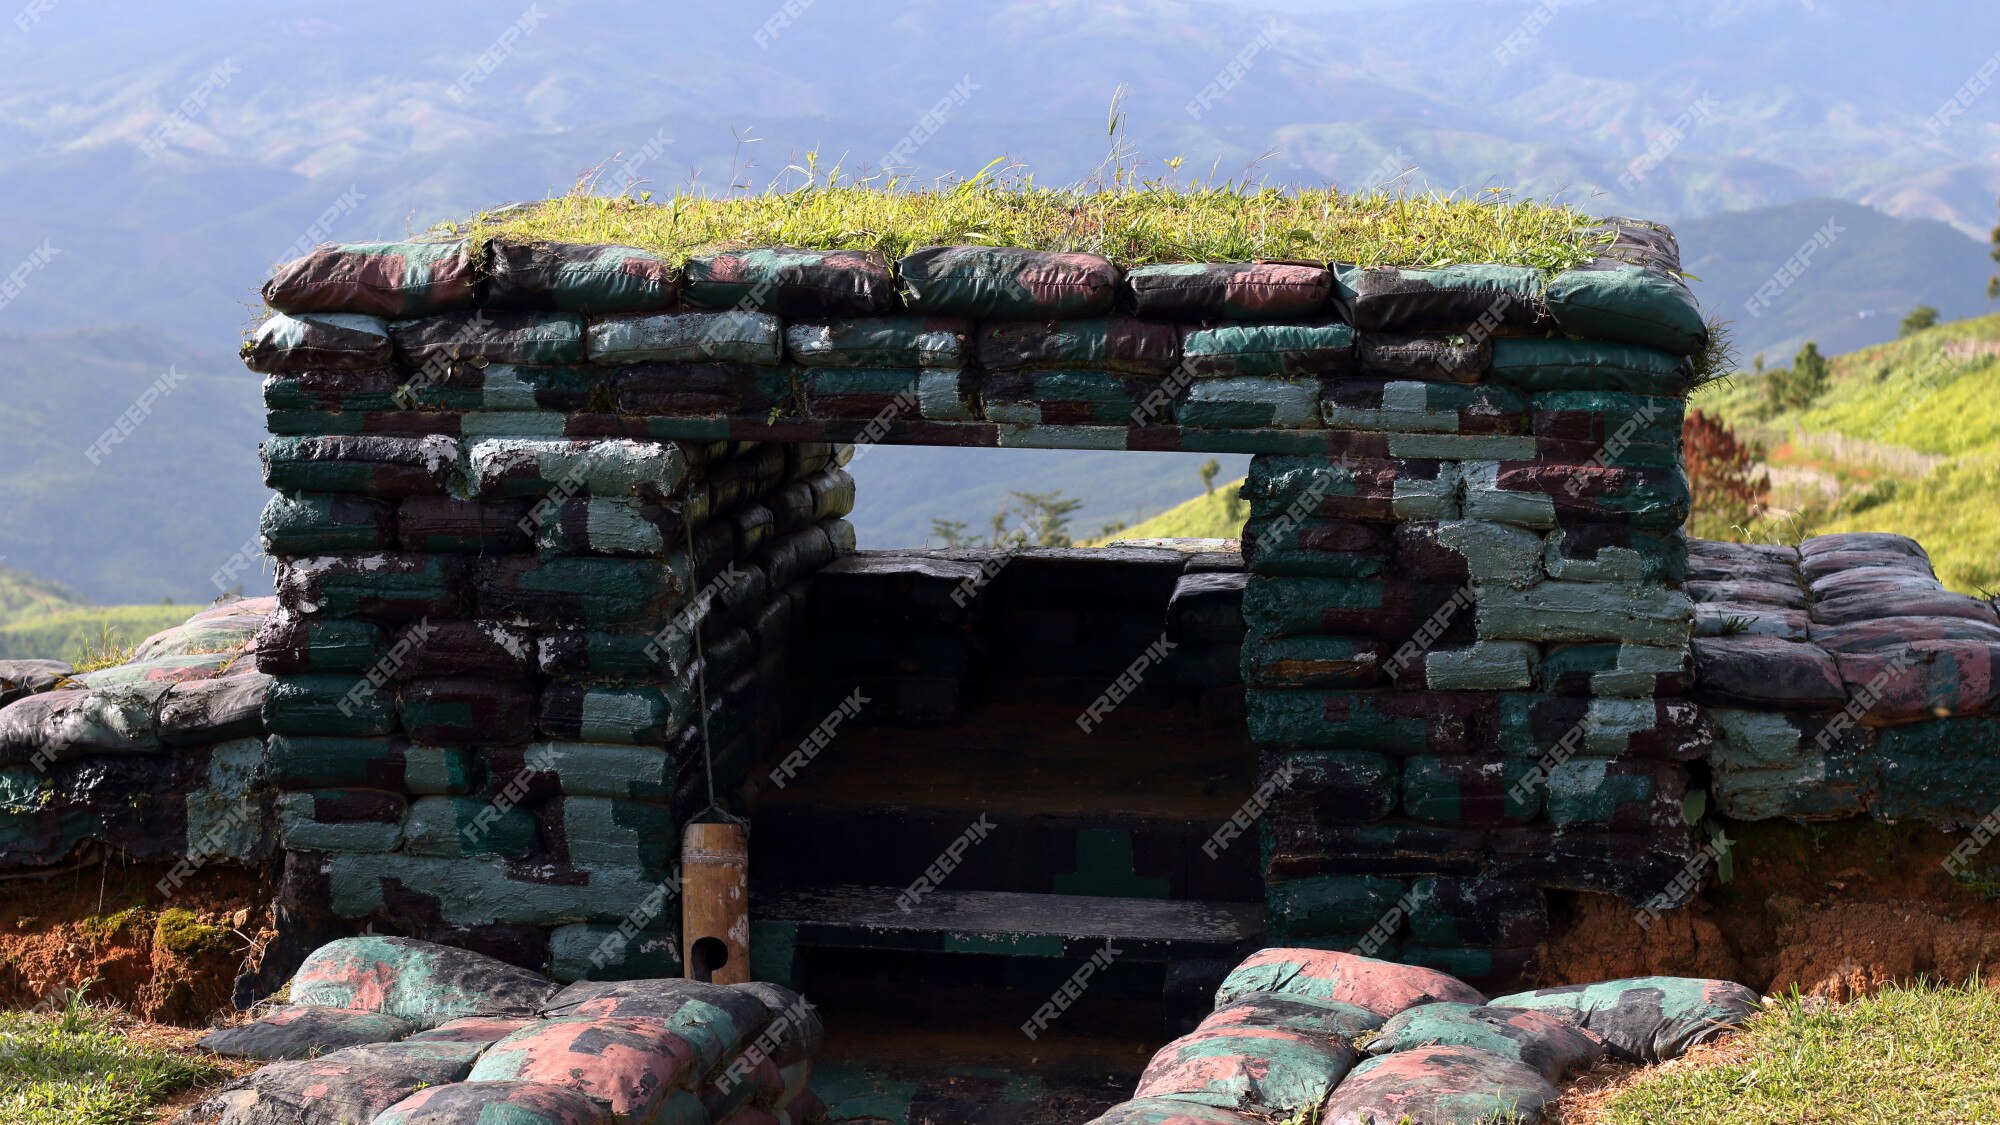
407;1015;540;1045
1322;379;1529;437
977;317;1181;374
315;1038;496;1084
1134;1025;1357;1114
1332;264;1547;333
486;241;677;313
802;367;969;422
182;1057;432;1125
373;1080;610;1125
0;684;166;763
261;674;395;739
1460;461;1690;531
1690;636;1844;708
1241;635;1386;689
1206;992;1384;1042
1214;949;1486;1018
1322;1044;1558;1125
1531;390;1683;456
1487;977;1761;1062
588;311;784;365
276;553;472;622
473;556;687;630
264;241;477;318
612;361;800;418
1357;334;1491;384
1488;338;1692;396
401;795;537;858
1546;261;1706;356
1127;262;1332;321
267;736;477;795
1243;456;1460;524
1183;323;1355;377
467;437;688;501
1176;376;1322;429
685;249;897;317
983;370;1146;427
1086;1097;1273;1125
399;679;537;744
276;789;406;851
539;796;675;870
398;496;535;554
244;313;394;374
391;310;588;368
734;981;824;1068
785;315;970;368
469;1016;701;1113
260;492;397;554
199;1005;417;1060
263;368;403;414
898;246;1119;319
1267;875;1407;942
542;978;772;1077
1241;516;1393;578
158;672;273;746
262;434;461;498
1364;1003;1605;1082
0;660;71;707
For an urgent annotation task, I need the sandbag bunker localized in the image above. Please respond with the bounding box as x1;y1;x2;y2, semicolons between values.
188;935;826;1125
1092;947;1760;1125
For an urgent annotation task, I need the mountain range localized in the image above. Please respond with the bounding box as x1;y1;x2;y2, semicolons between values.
0;0;1995;601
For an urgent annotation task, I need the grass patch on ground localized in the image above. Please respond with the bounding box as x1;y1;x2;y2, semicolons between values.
457;181;1606;270
0;1002;226;1125
1578;981;2000;1124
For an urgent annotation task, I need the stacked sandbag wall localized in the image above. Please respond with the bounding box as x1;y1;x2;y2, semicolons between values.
245;241;858;984
1692;533;2000;832
0;602;276;876
1236;219;1713;986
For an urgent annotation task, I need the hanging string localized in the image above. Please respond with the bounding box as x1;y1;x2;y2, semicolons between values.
684;506;741;826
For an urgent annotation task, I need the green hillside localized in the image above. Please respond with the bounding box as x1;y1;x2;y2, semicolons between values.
1095;479;1249;544
0;568;191;663
1701;311;2000;592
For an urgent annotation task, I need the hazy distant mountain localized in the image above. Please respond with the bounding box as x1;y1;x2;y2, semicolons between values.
0;0;1996;595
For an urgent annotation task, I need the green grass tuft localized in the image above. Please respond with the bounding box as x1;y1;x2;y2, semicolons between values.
452;178;1608;271
1593;981;2000;1124
0;1004;225;1125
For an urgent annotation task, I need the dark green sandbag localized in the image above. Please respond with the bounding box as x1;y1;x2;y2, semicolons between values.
1365;1002;1605;1083
1267;875;1407;940
587;312;784;365
398;496;536;554
1242;516;1392;578
255;615;386;674
262;434;462;498
1530;389;1683;450
1127;262;1331;321
1176;376;1322;429
390;310;587;367
403;364;610;414
1321;379;1528;436
474;556;688;629
1488;977;1761;1063
263;369;403;413
1133;1025;1357;1115
486;743;677;802
260;492;397;554
536;631;698;681
198;1006;417;1061
276;788;406;851
264;241;476;318
1406;876;1550;949
685;248;897;317
608;358;796;416
403;796;538;858
983;370;1147;427
784;315;970;368
486;241;677;313
1332;263;1547;333
1540;642;1690;698
262;675;396;738
371;1080;612;1125
544;796;676;870
1400;757;1543;826
465;437;688;501
977;316;1181;375
1546;264;1707;356
1241;635;1386;689
398;679;535;744
267;736;480;795
1357;333;1489;384
244;313;395;374
1489;336;1693;396
539;681;694;745
1543;525;1688;585
1182;323;1355;377
1246;690;1494;755
274;553;471;621
897;246;1119;319
1242;455;1460;523
1324;1044;1557;1125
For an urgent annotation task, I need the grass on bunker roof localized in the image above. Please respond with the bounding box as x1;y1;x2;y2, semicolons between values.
449;164;1611;271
